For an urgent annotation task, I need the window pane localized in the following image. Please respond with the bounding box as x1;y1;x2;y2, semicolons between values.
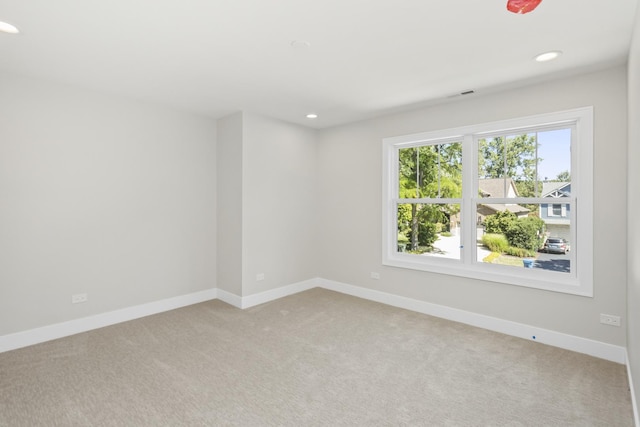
479;128;572;199
478;133;539;198
476;203;571;273
537;128;571;184
397;203;461;259
399;143;462;198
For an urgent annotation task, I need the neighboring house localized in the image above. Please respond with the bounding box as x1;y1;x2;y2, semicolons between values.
540;182;571;240
477;178;529;224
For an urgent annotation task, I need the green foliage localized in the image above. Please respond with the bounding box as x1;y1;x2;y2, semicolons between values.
515;180;544;198
396;233;409;252
397;205;441;249
418;222;438;248
504;217;546;252
483;210;517;235
478;134;539;182
504;246;537;258
482;233;509;253
407;248;429;255
479;133;545;199
398;142;463;250
397;204;412;233
483;212;545;255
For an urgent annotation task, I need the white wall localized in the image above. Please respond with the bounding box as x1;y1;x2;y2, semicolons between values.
215;112;318;298
216;113;243;296
317;66;628;345
242;113;318;296
627;4;640;414
0;56;632;381
0;72;218;336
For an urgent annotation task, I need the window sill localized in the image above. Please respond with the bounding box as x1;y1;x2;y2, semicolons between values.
382;255;593;297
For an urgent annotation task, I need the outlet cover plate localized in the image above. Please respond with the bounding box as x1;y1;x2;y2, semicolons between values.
600;313;621;327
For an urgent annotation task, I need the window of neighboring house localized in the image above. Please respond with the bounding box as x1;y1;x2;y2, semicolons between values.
382;107;593;296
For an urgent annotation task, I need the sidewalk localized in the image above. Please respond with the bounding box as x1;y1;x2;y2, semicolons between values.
427;231;491;261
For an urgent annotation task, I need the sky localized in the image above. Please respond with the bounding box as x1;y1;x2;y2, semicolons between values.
536;128;571;181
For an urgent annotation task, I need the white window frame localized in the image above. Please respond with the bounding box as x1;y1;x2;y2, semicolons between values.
382;107;593;296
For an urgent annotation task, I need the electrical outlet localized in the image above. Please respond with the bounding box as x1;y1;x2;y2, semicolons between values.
600;313;621;327
256;273;265;281
71;293;88;304
370;272;380;279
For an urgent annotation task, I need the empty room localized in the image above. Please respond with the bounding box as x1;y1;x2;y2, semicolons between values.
1;0;640;425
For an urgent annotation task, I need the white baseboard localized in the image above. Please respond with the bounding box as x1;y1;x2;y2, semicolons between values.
0;278;628;367
317;278;627;364
216;289;243;308
241;279;318;309
216;279;318;309
0;279;319;354
628;350;640;427
0;288;218;354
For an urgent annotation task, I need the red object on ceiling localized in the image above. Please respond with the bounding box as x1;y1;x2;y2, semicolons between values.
507;0;542;14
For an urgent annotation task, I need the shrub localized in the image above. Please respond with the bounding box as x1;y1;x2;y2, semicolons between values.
484;211;517;235
504;246;537;258
504;216;545;251
418;222;438;247
397;233;409;251
482;233;509;253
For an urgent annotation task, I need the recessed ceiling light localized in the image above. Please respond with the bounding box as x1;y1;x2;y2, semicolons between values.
535;51;562;62
306;113;318;119
0;21;19;34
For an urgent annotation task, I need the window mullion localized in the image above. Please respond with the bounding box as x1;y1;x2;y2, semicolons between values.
462;134;475;264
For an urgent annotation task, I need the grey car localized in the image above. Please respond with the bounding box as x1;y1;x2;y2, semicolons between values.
543;237;569;254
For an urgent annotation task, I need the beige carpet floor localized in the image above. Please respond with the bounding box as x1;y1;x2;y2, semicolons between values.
0;288;634;426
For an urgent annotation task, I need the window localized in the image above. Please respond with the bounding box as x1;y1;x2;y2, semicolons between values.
382;107;593;296
551;204;563;217
397;141;463;259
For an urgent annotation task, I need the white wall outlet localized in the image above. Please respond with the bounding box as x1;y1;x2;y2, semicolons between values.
600;313;621;327
370;272;380;279
256;273;265;281
71;293;88;304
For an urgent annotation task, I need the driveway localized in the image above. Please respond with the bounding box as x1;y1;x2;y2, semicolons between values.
427;231;491;261
533;252;571;273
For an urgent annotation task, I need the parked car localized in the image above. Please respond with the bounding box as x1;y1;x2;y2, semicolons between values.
543;237;569;254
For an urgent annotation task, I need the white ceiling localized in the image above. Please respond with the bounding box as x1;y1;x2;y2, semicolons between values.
0;0;637;128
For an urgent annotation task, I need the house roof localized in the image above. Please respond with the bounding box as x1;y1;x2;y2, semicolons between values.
479;204;530;215
0;2;636;129
478;178;519;198
542;182;571;197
